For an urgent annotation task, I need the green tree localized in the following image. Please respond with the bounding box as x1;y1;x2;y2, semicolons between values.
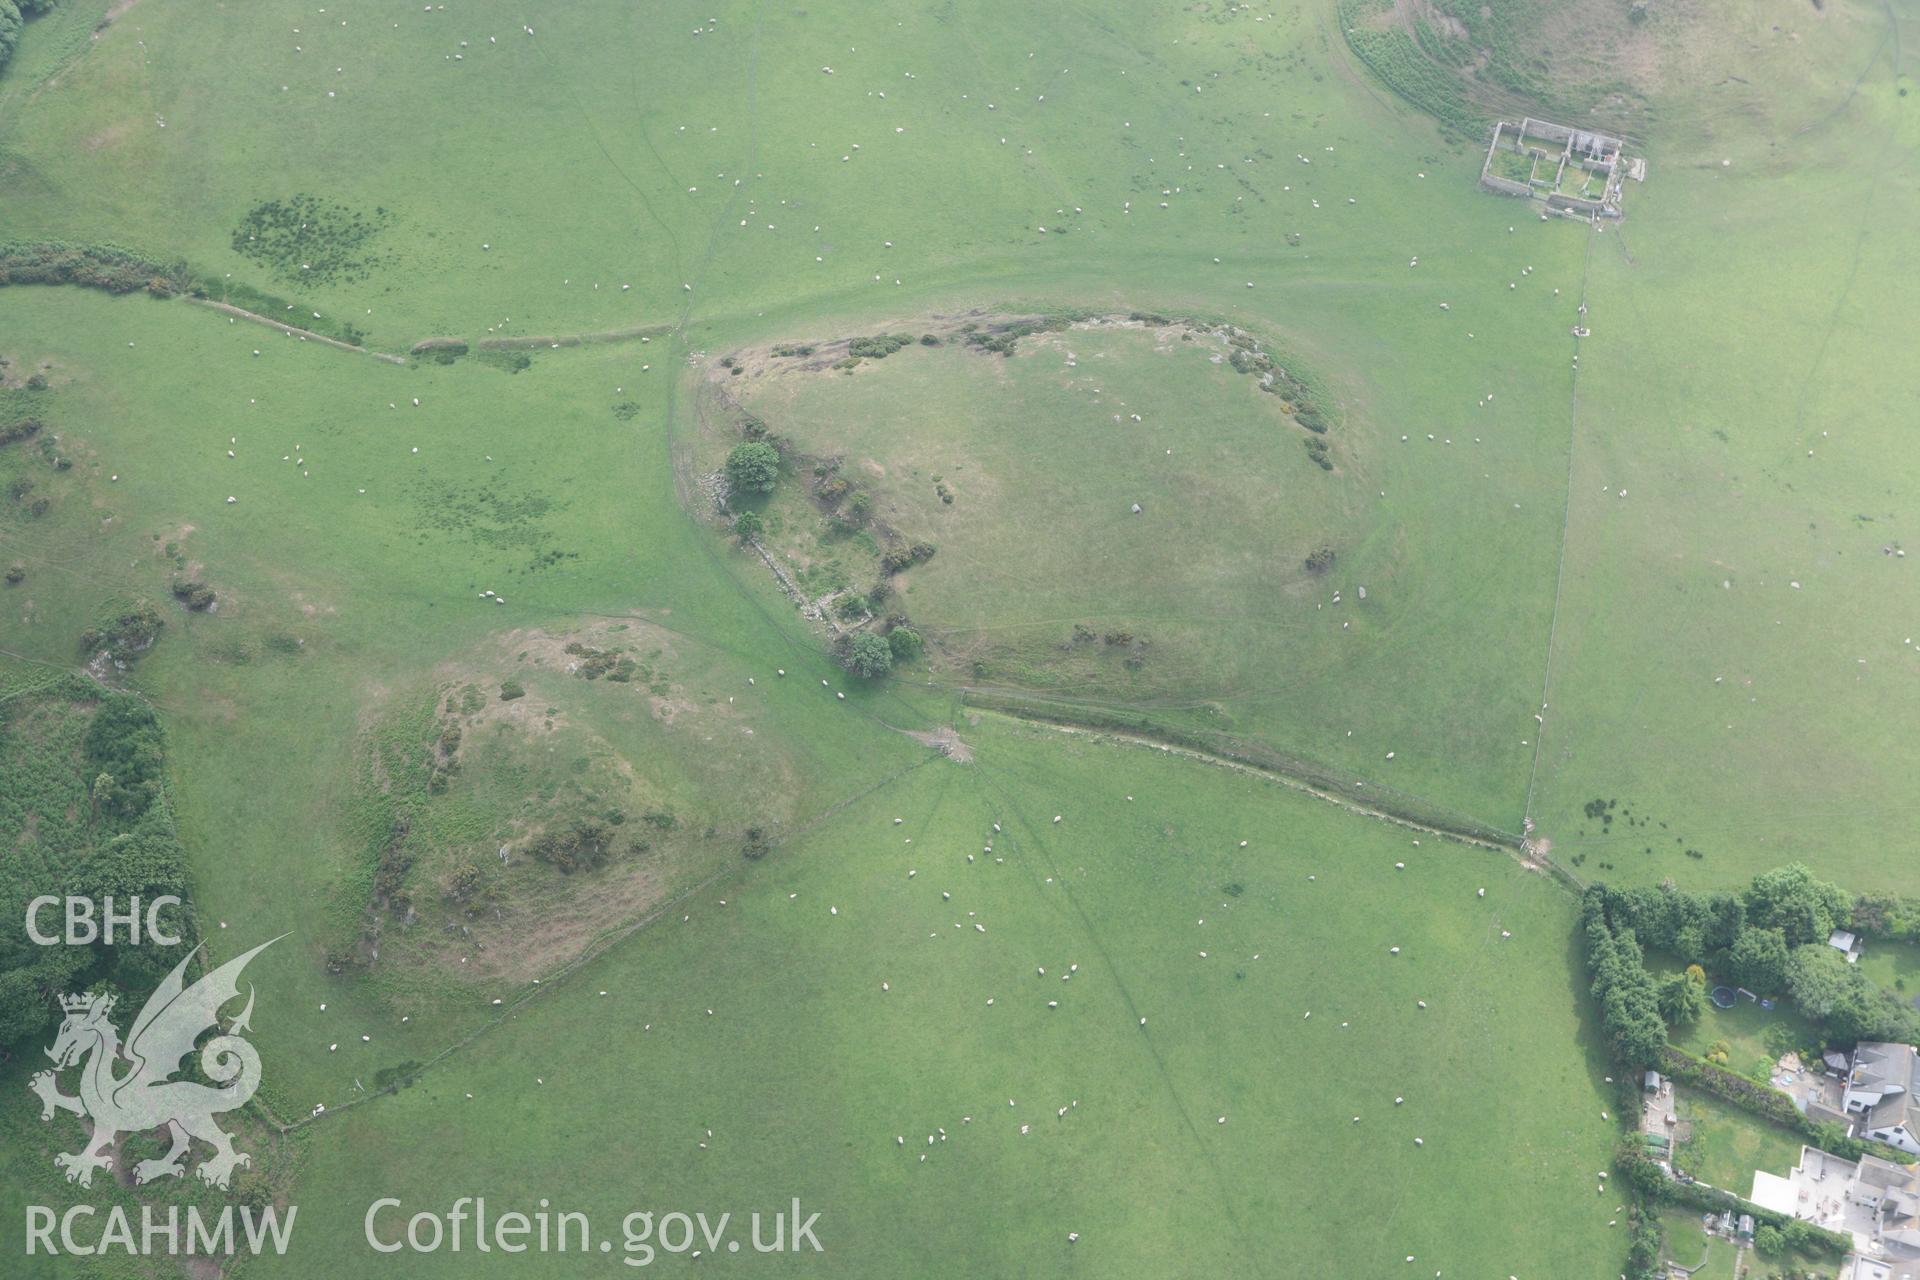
887;626;922;660
0;1;21;68
1743;863;1851;946
732;510;763;540
1658;970;1707;1028
842;632;892;679
724;442;780;494
1786;944;1853;1020
1751;1224;1783;1256
1724;926;1791;994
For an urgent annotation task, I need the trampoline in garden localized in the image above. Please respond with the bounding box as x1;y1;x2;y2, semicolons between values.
1710;986;1737;1009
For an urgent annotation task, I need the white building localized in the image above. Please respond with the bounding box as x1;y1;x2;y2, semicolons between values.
1751;1145;1920;1264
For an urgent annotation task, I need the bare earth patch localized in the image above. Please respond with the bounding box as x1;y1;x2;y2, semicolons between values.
893;724;974;763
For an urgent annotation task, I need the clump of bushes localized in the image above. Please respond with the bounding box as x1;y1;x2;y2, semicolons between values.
770;344;815;358
4;563;22;584
831;490;872;529
880;542;936;574
170;577;216;611
846;333;915;360
0;417;41;447
499;680;526;701
563;641;637;682
1303;546;1336;574
229;194;391;287
733;510;763;540
80;602;164;663
528;820;617;874
475;349;532;375
0;241;188;296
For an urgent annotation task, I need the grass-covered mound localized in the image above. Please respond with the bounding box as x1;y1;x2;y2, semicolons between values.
339;621;807;990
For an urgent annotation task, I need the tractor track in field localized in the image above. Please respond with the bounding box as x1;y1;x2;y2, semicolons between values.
965;755;1268;1280
1517;220;1597;839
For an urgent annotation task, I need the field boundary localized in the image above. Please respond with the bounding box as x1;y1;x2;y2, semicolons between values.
188;299;406;364
970;701;1590;897
961;691;1537;849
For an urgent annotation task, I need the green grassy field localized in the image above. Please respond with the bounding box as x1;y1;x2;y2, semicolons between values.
0;0;1912;1274
1523;5;1920;888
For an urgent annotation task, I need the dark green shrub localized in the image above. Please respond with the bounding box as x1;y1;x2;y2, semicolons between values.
841;632;893;678
724;442;780;494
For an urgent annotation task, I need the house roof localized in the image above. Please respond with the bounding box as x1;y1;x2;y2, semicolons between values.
1830;929;1858;951
1868;1093;1916;1135
1855;1154;1915;1191
1854;1043;1918;1093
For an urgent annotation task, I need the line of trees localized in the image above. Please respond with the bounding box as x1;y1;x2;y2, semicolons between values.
1583;892;1670;1067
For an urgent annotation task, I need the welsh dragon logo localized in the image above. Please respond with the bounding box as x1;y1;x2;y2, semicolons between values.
29;937;280;1190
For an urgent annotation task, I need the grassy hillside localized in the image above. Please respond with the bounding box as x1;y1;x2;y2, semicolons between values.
0;0;1909;1274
